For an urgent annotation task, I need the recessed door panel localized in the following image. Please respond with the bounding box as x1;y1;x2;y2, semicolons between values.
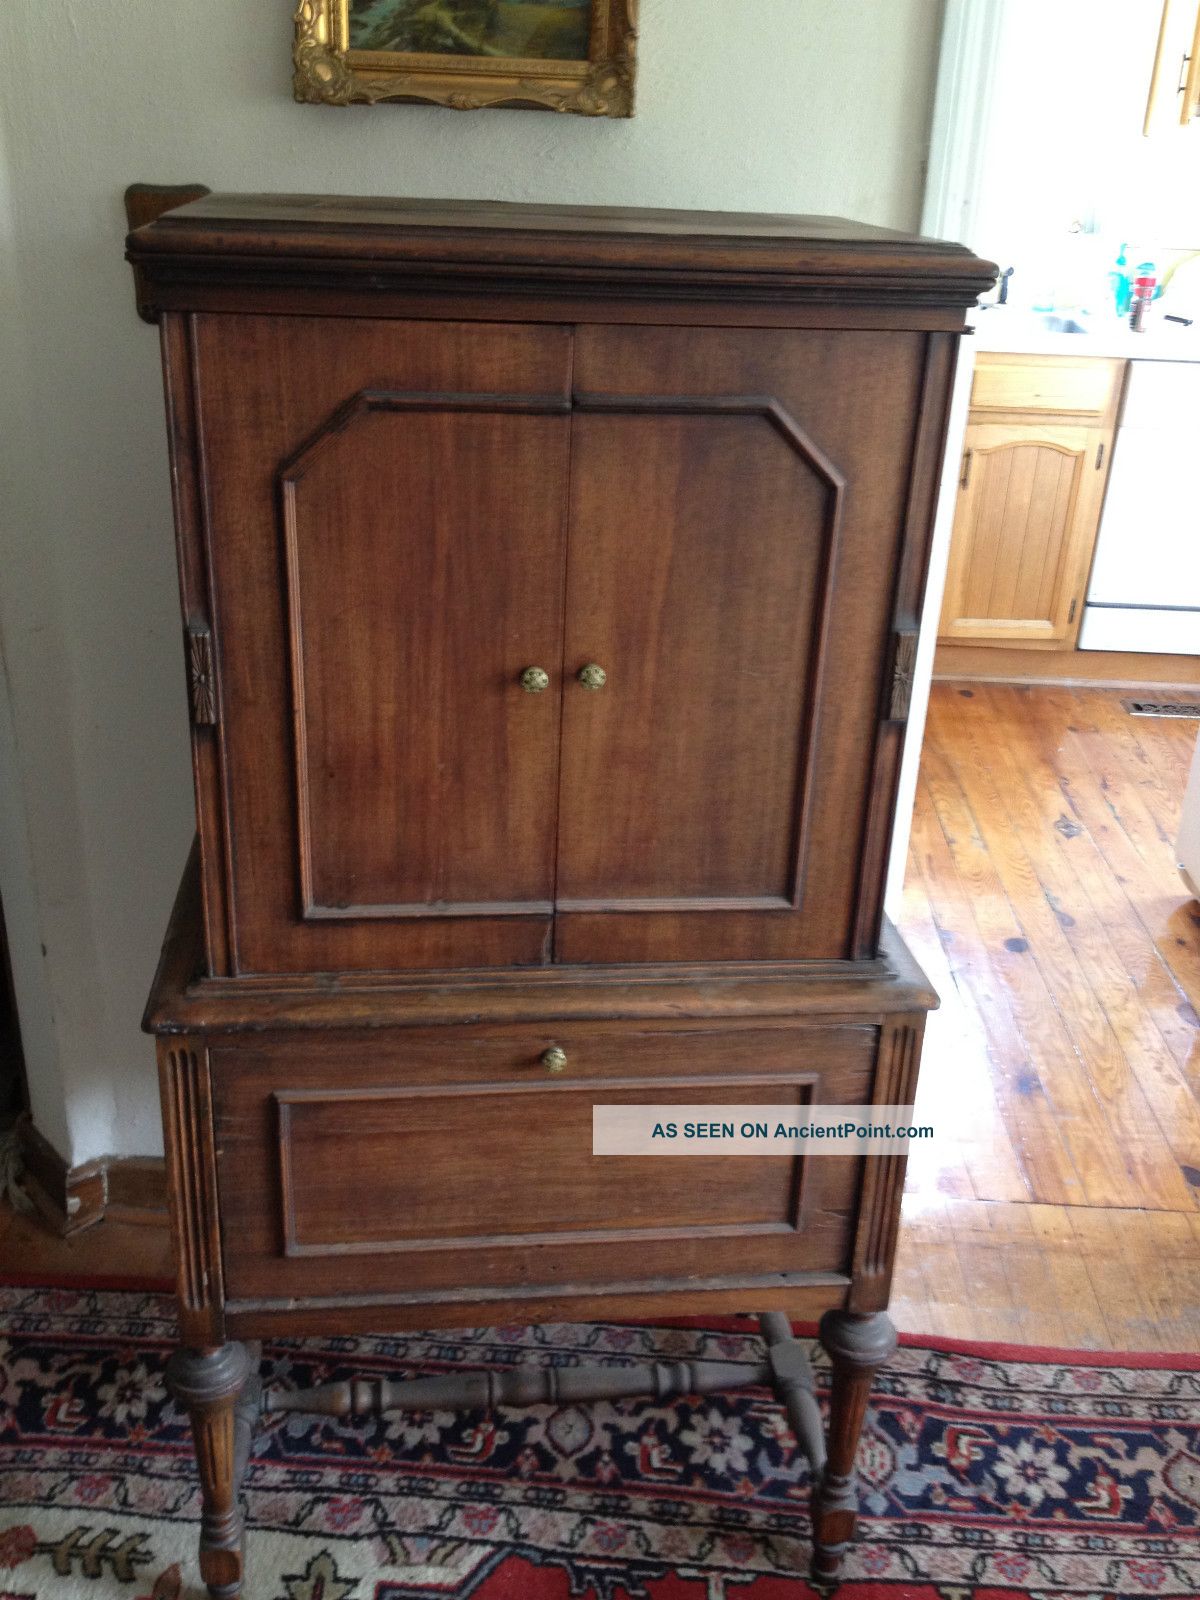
938;422;1102;646
283;398;567;918
194;315;571;973
555;326;926;964
557;404;838;914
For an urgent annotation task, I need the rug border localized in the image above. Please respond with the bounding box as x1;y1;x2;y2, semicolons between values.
660;1313;1200;1368
3;1277;1198;1370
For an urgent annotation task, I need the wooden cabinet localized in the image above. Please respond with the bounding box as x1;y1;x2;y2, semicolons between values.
213;1019;875;1308
130;192;993;1593
188;314;930;972
940;420;1111;647
1146;0;1200;128
939;354;1123;650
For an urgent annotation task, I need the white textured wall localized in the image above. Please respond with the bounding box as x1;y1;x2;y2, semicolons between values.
0;0;944;1164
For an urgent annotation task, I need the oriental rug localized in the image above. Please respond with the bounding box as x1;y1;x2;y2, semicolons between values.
0;1283;1197;1598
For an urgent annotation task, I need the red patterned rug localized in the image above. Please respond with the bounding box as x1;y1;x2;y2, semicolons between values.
0;1283;1197;1598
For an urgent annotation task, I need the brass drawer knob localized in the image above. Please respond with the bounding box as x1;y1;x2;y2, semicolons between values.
541;1046;568;1073
520;666;550;694
578;663;607;690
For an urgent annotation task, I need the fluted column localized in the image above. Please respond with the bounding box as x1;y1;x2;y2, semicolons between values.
167;1342;253;1599
811;1310;896;1580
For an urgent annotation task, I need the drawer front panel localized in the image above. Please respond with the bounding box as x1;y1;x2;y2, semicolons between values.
214;1022;875;1308
970;354;1124;423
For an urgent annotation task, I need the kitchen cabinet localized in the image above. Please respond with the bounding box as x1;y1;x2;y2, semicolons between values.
938;354;1123;650
1145;0;1200;129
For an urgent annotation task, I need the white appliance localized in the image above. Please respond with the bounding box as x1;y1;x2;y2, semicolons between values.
1079;360;1200;654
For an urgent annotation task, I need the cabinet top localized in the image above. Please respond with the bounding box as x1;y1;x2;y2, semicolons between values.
126;191;997;320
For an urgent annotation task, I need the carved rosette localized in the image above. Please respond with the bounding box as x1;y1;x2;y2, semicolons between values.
293;0;637;117
187;625;217;726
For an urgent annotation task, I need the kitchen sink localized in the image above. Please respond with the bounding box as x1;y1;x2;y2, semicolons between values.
1037;312;1089;334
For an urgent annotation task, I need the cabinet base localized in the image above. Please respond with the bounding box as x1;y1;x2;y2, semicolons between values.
173;1311;892;1596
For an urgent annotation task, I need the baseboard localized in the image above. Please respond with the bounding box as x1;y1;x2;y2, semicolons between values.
16;1117;167;1235
934;643;1200;688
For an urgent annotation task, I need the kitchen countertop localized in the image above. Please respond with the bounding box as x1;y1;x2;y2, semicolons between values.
971;308;1200;362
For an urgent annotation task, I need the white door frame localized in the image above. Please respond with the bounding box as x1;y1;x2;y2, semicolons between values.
884;0;1005;918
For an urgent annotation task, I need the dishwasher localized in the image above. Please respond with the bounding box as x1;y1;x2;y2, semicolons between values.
1079;359;1200;655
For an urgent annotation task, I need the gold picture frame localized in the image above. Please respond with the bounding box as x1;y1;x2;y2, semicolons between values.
294;0;637;117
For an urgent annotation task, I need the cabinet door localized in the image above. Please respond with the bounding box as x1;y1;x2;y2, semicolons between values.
554;325;929;964
193;316;571;974
939;422;1108;648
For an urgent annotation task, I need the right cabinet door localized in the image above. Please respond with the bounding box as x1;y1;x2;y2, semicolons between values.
554;325;929;965
939;421;1108;649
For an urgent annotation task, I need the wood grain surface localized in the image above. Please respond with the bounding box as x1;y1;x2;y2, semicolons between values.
893;682;1200;1351
13;690;1200;1350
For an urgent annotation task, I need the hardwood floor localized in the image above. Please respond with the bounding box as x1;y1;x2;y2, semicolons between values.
893;682;1200;1351
3;684;1198;1352
0;1197;172;1283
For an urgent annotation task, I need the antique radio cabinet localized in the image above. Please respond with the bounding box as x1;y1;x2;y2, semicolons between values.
127;191;994;1594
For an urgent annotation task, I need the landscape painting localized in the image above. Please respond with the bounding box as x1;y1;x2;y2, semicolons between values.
294;0;635;117
347;0;593;62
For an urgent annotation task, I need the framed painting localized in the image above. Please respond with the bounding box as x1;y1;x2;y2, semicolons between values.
294;0;637;117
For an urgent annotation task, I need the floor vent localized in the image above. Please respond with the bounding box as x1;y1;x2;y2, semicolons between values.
1122;698;1200;718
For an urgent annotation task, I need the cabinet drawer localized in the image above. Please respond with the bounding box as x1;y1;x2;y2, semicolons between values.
213;1021;877;1313
971;354;1124;424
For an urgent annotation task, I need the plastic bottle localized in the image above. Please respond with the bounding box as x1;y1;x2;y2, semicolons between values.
1130;262;1157;331
1109;243;1131;317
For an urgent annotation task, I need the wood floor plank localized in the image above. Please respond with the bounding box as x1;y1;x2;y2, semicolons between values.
959;687;1200;1208
927;690;1194;1211
1087;691;1194;835
1004;688;1200;1077
899;864;1027;1202
896;1196;981;1340
0;1205;173;1282
1030;702;1200;1070
893;685;1200;1349
950;1227;1026;1344
1024;1203;1112;1350
892;1197;1198;1352
917;722;1142;1207
907;770;1082;1203
1057;693;1188;889
1119;1209;1200;1352
1068;1208;1166;1351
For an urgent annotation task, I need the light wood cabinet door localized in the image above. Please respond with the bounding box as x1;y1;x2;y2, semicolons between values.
1145;0;1200;128
938;422;1110;649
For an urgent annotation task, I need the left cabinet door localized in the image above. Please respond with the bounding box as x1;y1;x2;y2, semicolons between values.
189;316;572;974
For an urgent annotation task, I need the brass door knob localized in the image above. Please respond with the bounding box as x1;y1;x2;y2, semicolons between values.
520;667;550;694
541;1046;568;1073
578;663;607;690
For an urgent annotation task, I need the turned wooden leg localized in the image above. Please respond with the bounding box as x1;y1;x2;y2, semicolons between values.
811;1310;896;1582
167;1342;254;1599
